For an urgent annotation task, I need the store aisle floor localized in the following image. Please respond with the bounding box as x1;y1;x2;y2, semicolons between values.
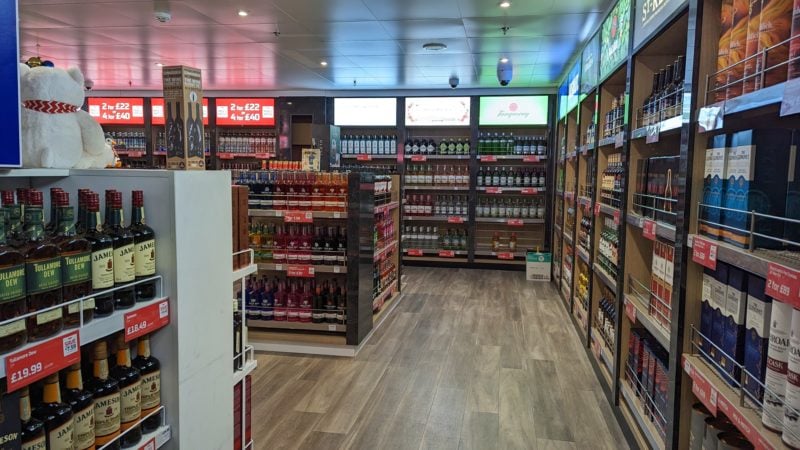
251;267;629;450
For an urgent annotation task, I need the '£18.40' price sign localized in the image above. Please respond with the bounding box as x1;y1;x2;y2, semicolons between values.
6;330;80;392
124;299;170;342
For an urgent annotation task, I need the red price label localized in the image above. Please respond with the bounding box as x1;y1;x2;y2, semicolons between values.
252;153;271;159
6;330;81;392
287;265;315;278
643;219;656;241
138;437;156;450
480;155;498;162
594;203;601;217
497;252;515;260
507;219;524;227
439;250;456;258
613;209;620;225
521;188;538;195
218;153;235;160
215;98;276;126
284;211;314;223
684;358;718;415
410;155;427;162
486;187;503;194
715;396;772;450
407;249;424;257
124;299;170;342
692;236;718;270
766;263;800;307
356;154;372;161
448;216;465;224
523;155;541;163
87;98;145;125
152;98;208;125
624;298;637;324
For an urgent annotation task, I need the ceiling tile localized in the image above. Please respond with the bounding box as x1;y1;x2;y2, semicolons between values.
23;1;216;27
463;14;602;38
313;21;392;41
397;39;472;54
457;0;556;18
271;0;377;22
334;41;403;56
379;20;466;40
362;0;463;20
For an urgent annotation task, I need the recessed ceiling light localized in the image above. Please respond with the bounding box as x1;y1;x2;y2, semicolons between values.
155;63;164;67
422;42;447;51
499;57;509;63
320;61;328;66
237;10;249;17
499;0;512;7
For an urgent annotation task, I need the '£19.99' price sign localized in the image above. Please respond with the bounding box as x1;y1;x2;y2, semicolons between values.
6;330;80;392
124;299;170;342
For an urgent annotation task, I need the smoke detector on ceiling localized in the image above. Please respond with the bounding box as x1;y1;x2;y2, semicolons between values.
422;43;447;51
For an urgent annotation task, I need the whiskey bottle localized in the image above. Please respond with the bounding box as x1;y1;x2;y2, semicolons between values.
2;191;24;248
63;363;96;450
52;191;94;328
84;193;115;318
22;190;63;341
105;191;136;309
87;341;121;447
0;215;27;352
21;387;46;450
133;334;162;433
75;189;92;236
110;334;141;445
33;374;75;449
130;191;156;301
45;188;63;236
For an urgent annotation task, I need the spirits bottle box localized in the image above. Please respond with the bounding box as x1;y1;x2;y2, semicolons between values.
716;0;736;101
727;0;753;99
162;65;205;171
701;267;715;358
722;129;796;248
744;274;772;402
700;134;728;240
743;0;765;94
722;266;748;385
711;262;729;373
760;0;793;87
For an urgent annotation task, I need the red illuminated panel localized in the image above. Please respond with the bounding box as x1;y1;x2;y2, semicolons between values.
87;98;145;125
216;98;276;126
152;98;208;125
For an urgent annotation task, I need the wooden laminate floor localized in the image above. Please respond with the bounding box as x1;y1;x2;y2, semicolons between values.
251;267;629;450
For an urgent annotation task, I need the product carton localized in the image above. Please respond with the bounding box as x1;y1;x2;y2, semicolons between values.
701;267;715;359
744;274;772;402
743;0;765;94
722;266;748;385
760;0;793;87
711;263;730;372
700;134;728;240
789;0;800;79
162;65;205;170
717;0;736;100
728;0;754;98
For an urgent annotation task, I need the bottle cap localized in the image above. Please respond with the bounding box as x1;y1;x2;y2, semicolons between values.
27;190;43;207
86;192;101;212
94;341;108;359
1;191;13;206
16;188;28;205
44;374;59;384
54;191;69;207
132;190;144;207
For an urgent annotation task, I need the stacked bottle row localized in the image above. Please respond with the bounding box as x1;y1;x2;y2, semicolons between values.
342;135;398;155
21;334;161;450
402;226;470;252
404;138;470;156
217;130;276;155
625;328;669;440
489;232;519;253
597;217;619;279
234;171;349;212
248;224;347;266
477;133;548;155
0;188;156;354
477;198;544;219
585;121;597;147
600;153;624;209
578;216;592;252
106;131;146;152
477;167;546;187
596;287;617;347
404;165;470;186
155;130;211;155
640;56;685;127
602;94;626;139
403;195;468;217
240;276;346;324
577;270;590;312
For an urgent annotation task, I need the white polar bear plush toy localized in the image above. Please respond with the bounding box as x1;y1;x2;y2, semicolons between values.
19;63;113;169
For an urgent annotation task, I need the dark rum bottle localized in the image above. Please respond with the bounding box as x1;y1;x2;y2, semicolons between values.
0;216;28;352
110;334;141;445
85;193;115;318
87;341;121;447
130;191;156;301
22;190;63;341
105;192;136;309
20;387;46;450
133;334;162;433
63;363;96;450
52;191;94;328
33;374;75;449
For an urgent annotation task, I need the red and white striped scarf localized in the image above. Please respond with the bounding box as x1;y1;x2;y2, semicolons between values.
23;100;79;114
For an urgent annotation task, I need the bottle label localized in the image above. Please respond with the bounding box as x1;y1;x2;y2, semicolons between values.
47;417;75;450
22;436;46;450
62;252;91;286
141;370;161;410
73;404;95;450
36;308;62;325
25;257;62;295
135;239;156;276
92;248;114;289
0;319;24;338
0;263;25;303
94;392;121;436
120;380;142;423
113;244;135;283
68;297;96;314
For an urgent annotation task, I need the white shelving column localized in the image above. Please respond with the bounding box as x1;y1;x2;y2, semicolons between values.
233;248;258;450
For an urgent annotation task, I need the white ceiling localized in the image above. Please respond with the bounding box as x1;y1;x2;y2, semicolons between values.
18;0;611;91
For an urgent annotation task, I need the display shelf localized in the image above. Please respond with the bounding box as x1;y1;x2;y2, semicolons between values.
577;246;591;266
593;263;618;293
342;154;399;160
233;263;258;281
591;330;615;387
475;217;545;224
0;168;70;177
476;187;544;194
687;234;782;278
713;81;786;119
563;231;574;246
477;155;547;162
404;248;469;257
257;263;347;274
619;382;667;450
626;211;676;242
623;294;670;351
373;290;402;325
554;222;562;233
373;280;398;310
375;200;400;215
599;203;620;217
598;135;620;148
630;115;682;140
374;239;399;261
403;185;470;191
247;320;346;333
248;209;347;219
143;424;172;449
578;196;592;208
217;152;273;160
403;215;468;222
404;154;471;160
474;249;527;258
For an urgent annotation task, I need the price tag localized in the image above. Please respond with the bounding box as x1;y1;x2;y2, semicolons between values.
646;124;660;144
507;219;524;227
521;188;538;195
438;250;455;258
614;132;624;149
215;98;276;126
697;102;725;133
624;298;637;324
124;299;170;342
6;330;81;392
410;155;427;162
480;155;498;162
275;264;283;271
523;155;541;163
643;219;656;241
334;266;342;273
766;263;800;307
407;249;424;257
286;265;315;278
356;154;372;161
594;203;601;217
253;153;271;159
692;236;718;270
486;187;503;194
683;358;718;415
613;209;620;225
333;212;342;219
714;396;772;450
782;78;800;117
138;437;156;450
284;211;313;223
497;252;515;260
328;324;337;332
219;153;235;160
448;216;465;224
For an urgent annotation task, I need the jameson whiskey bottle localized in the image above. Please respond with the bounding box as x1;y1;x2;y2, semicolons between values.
20;387;46;450
33;374;75;450
85;193;115;317
0;216;28;352
104;191;136;309
3;191;24;248
87;341;121;447
22;190;63;341
52;192;94;328
110;334;141;446
63;363;96;450
133;334;161;433
130;191;156;301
